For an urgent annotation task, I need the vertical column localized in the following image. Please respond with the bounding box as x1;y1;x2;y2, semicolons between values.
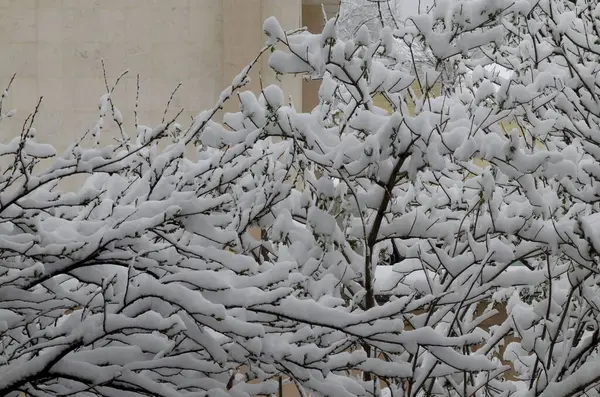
301;1;340;112
221;0;263;113
261;0;302;109
221;0;302;113
301;3;325;113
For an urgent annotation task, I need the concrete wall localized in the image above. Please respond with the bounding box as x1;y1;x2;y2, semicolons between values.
0;0;301;152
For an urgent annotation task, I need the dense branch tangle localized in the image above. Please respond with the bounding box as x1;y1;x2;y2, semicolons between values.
3;1;600;397
261;1;600;396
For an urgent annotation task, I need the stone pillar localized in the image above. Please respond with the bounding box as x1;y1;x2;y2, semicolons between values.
301;0;339;112
261;0;302;110
222;0;302;113
301;3;324;112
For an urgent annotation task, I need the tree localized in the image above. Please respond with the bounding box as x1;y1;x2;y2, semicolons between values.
3;0;600;396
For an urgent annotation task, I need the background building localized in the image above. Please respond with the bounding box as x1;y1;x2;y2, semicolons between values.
0;0;338;153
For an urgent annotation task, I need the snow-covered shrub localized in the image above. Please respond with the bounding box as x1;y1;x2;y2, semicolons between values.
0;69;298;396
2;0;600;396
258;0;600;395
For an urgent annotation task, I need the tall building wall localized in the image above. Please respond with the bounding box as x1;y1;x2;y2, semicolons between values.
0;0;301;154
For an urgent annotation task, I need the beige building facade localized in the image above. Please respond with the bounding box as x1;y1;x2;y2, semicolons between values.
0;0;337;153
